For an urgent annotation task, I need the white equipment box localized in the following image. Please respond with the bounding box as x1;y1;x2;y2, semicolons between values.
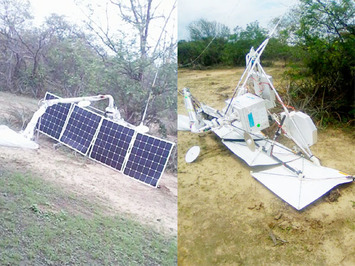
232;93;269;133
282;111;317;148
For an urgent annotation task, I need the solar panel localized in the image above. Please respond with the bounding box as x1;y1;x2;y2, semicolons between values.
60;105;102;155
123;133;174;187
36;91;174;187
36;93;71;140
89;119;135;171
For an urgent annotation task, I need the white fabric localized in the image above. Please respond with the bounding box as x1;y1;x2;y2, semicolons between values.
0;125;38;149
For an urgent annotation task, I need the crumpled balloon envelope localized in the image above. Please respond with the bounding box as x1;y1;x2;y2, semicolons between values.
0;125;38;149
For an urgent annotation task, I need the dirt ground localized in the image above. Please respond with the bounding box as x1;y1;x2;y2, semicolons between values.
0;91;177;236
177;68;355;265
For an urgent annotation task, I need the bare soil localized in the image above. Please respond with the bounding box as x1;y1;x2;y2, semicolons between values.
0;91;177;236
178;68;355;265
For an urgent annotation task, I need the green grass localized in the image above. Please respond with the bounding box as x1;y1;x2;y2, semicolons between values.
0;169;177;265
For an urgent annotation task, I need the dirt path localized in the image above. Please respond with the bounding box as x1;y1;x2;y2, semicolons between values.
178;69;355;265
0;92;177;236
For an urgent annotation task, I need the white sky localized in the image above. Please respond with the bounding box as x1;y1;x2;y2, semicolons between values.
28;0;177;53
30;0;83;24
27;0;298;43
178;0;298;40
27;0;301;51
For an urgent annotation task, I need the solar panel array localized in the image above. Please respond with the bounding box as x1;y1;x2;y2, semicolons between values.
36;92;174;187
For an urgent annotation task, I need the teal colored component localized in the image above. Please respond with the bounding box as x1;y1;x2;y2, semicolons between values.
248;113;255;127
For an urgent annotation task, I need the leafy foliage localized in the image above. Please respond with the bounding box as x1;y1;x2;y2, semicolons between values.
188;18;230;41
222;22;268;66
178;20;293;67
285;0;355;124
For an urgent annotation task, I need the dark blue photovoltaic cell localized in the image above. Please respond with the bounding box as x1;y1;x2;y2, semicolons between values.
36;93;71;140
123;133;173;187
60;105;101;154
89;119;135;171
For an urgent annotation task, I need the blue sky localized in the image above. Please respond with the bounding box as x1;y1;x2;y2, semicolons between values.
178;0;298;40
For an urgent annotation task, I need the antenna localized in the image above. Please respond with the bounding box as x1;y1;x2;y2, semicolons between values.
141;70;158;124
136;70;159;133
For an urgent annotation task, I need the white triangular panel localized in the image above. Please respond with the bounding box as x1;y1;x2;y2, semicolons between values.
252;164;352;210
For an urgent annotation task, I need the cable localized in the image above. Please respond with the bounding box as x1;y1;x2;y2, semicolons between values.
181;36;217;68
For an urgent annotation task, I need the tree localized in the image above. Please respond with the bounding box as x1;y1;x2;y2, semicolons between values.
76;0;177;132
222;21;267;66
0;1;73;97
297;0;355;43
81;0;176;77
286;0;355;124
177;19;229;67
0;0;32;93
188;18;230;41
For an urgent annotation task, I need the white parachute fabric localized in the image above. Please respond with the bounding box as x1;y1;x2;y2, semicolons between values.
252;161;352;210
0;125;38;149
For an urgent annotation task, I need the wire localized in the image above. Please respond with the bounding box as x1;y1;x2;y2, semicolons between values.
181;36;217;67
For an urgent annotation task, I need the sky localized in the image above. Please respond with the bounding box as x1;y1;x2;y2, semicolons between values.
26;0;301;53
178;0;298;40
29;0;176;26
27;0;298;43
28;0;177;52
30;0;83;25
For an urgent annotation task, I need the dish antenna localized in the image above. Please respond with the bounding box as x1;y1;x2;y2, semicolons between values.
185;146;201;163
244;132;256;152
